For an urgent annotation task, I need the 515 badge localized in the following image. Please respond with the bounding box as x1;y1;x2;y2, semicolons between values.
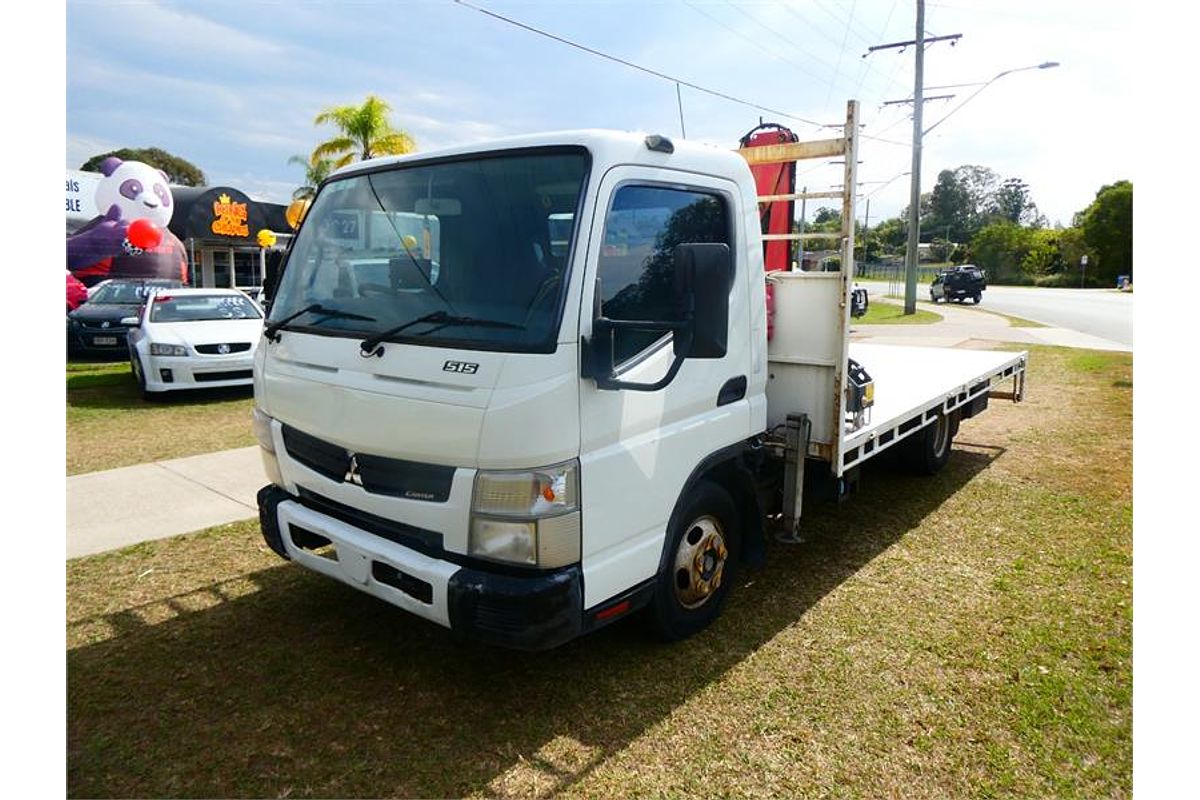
443;360;479;374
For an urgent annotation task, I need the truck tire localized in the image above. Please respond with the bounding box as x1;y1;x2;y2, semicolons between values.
971;293;981;304
905;412;953;475
649;480;741;641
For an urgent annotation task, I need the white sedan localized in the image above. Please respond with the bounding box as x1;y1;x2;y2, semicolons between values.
125;288;264;399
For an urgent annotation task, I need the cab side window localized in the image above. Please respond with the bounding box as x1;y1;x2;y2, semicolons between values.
597;185;730;364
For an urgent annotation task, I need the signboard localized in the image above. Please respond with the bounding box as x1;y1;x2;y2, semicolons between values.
65;170;101;229
211;193;250;238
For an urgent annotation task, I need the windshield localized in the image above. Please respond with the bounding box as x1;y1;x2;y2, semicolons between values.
150;294;262;322
89;282;176;305
268;148;589;353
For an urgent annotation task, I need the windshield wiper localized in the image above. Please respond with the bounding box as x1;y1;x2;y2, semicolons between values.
360;310;524;356
264;303;376;342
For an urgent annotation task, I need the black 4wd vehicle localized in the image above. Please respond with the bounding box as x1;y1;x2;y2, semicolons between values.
930;265;986;304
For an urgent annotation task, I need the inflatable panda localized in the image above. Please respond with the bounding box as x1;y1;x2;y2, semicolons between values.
67;157;189;287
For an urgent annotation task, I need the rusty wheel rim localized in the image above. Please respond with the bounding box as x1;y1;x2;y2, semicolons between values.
672;514;729;610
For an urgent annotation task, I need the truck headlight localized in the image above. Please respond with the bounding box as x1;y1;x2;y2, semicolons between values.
150;343;187;357
470;460;580;568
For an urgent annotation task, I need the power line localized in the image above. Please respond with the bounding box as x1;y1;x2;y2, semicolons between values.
682;0;838;91
777;0;897;97
854;0;901;97
809;0;883;50
823;0;858;111
452;0;827;130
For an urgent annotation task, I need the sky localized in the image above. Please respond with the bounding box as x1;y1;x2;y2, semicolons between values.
63;0;1134;228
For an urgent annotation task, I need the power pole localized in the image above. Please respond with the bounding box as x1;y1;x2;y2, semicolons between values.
905;1;925;314
865;1;961;314
863;197;871;267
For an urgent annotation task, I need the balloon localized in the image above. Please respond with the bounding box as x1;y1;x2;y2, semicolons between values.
127;218;163;250
286;199;310;230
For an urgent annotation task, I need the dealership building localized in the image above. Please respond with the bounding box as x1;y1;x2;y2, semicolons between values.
67;169;291;290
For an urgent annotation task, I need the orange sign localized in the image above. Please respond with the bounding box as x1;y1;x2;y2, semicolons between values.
211;193;249;237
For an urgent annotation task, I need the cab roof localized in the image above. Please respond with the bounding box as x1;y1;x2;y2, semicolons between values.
328;129;753;188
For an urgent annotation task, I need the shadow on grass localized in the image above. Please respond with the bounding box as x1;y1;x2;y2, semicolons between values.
68;379;253;411
68;447;1000;798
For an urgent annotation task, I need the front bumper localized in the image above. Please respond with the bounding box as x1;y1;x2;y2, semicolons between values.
143;352;255;391
258;485;584;650
67;326;129;355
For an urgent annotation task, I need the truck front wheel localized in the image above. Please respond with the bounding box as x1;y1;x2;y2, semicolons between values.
650;480;741;641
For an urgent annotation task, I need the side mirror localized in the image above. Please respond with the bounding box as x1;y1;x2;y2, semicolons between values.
672;243;731;360
582;242;732;392
120;316;140;327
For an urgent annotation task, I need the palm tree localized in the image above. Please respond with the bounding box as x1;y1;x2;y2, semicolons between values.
287;154;334;201
310;94;416;170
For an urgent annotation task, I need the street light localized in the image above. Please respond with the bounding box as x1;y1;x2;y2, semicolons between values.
923;62;1059;137
902;60;1059;314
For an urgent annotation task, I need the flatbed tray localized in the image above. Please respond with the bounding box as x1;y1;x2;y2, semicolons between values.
840;343;1026;472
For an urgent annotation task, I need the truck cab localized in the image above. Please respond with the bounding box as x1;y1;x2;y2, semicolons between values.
253;131;767;649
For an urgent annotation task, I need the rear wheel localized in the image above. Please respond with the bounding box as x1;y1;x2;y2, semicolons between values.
904;412;953;475
650;480;741;641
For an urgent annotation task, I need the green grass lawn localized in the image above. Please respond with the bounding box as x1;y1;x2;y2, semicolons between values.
66;345;1131;798
856;299;942;325
67;359;256;475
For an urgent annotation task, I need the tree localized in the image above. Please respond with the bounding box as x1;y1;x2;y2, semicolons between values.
311;94;417;169
287;154;335;201
80;147;206;186
990;177;1041;226
956;165;1001;221
1078;180;1133;281
926;169;972;242
873;216;908;253
970;221;1035;284
812;207;840;226
922;165;1005;242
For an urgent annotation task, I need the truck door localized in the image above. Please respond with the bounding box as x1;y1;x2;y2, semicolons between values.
576;166;753;609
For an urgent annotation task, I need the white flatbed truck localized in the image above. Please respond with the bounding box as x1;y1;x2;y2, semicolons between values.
252;101;1026;649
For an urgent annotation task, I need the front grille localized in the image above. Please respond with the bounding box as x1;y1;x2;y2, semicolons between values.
81;321;124;331
194;370;253;382
281;425;347;481
195;342;252;355
281;424;455;502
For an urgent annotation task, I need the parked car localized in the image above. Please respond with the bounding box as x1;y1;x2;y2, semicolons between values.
66;278;185;357
126;288;264;399
929;265;986;304
66;271;88;313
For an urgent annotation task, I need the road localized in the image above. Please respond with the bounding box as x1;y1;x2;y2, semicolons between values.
863;279;1133;346
968;285;1132;346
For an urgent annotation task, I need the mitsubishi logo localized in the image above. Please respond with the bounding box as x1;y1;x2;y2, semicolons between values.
217;343;231;354
344;453;364;486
